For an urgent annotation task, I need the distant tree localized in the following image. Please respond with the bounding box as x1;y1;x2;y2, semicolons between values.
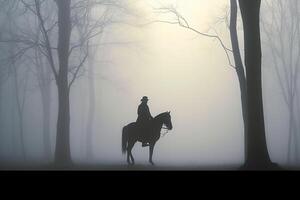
73;1;103;160
0;0;132;165
0;0;56;161
35;48;53;160
1;4;28;159
69;0;132;161
261;0;300;164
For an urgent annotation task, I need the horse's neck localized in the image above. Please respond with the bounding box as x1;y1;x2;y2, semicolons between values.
153;117;164;130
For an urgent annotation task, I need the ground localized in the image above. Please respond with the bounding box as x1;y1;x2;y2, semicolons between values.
0;162;293;170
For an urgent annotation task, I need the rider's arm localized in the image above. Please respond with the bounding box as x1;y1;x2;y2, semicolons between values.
147;106;153;119
137;105;142;116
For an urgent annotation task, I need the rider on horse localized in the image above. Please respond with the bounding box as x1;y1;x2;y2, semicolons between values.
136;96;153;147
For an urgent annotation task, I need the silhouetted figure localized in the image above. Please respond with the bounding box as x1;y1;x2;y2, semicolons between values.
136;96;153;147
122;112;172;165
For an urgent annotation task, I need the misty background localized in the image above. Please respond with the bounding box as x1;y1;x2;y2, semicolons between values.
0;0;299;168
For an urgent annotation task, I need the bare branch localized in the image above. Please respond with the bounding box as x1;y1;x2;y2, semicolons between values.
34;0;58;79
68;50;88;89
144;6;235;69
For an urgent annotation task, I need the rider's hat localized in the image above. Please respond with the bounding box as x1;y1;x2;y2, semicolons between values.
141;96;149;101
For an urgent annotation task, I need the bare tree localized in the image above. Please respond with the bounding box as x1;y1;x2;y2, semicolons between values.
5;6;28;160
73;0;101;160
1;0;89;164
229;0;247;161
0;0;132;165
150;1;249;162
151;0;281;169
238;0;281;169
54;0;134;164
34;46;53;160
71;0;135;161
51;0;72;165
261;0;300;164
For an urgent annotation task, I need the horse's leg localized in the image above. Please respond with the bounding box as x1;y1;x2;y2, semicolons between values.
127;141;135;165
129;143;135;165
149;142;156;165
126;146;131;165
130;150;135;165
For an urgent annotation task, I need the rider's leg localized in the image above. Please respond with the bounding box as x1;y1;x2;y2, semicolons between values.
142;133;149;147
141;126;149;147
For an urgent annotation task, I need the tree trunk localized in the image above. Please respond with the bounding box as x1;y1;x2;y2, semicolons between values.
36;47;52;161
287;104;298;164
292;113;298;164
54;0;72;165
86;55;96;160
0;82;2;138
41;82;52;160
230;0;248;162
295;94;300;163
12;61;26;160
7;15;26;160
0;75;2;118
55;84;71;164
239;0;276;169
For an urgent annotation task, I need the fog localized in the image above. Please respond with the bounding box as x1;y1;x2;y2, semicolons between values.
0;0;299;169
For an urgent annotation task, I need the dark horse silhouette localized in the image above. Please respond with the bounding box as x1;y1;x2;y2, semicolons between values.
122;111;173;165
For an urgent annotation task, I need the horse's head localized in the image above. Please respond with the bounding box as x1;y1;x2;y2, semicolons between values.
162;111;173;130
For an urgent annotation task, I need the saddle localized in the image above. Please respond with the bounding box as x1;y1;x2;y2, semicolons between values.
135;120;152;142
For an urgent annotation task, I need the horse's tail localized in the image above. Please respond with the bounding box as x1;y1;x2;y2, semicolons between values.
122;126;128;154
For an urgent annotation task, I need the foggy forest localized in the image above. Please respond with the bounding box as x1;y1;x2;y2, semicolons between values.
0;0;300;171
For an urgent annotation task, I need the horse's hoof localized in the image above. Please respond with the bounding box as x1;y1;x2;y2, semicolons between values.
150;161;155;166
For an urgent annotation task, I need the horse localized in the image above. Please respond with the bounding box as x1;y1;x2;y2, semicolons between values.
122;111;173;165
